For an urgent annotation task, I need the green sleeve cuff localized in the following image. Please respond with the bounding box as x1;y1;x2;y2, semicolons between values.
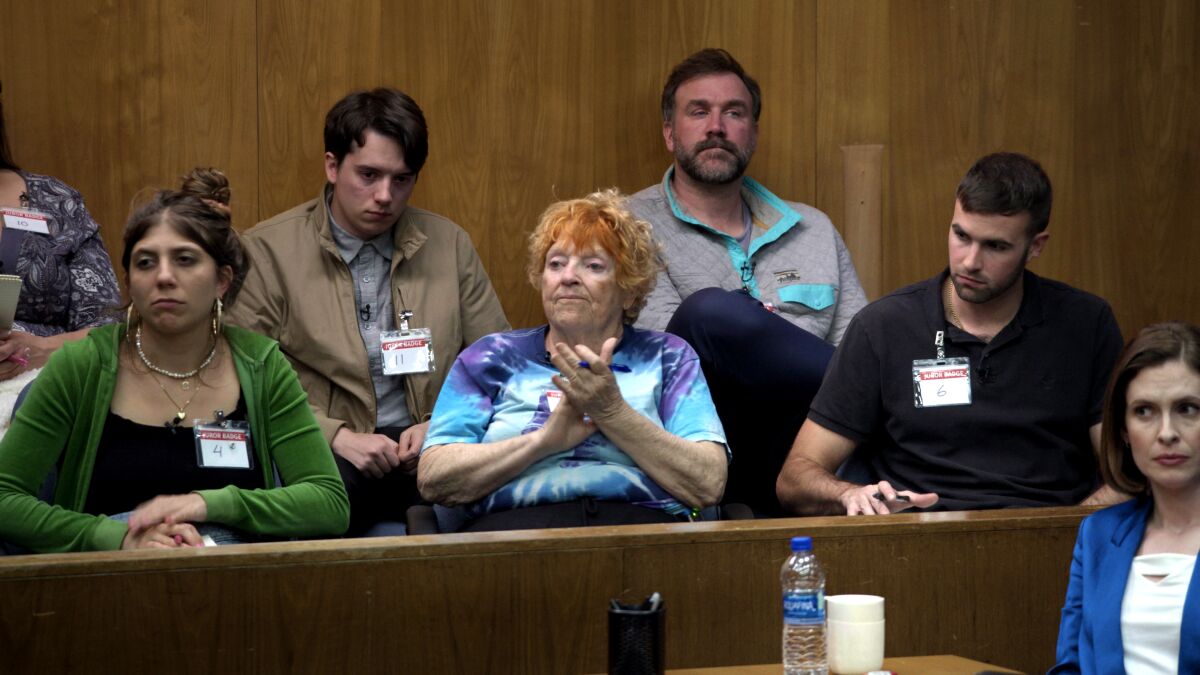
197;486;237;524
91;517;129;551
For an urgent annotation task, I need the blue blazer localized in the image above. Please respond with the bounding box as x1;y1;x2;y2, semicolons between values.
1050;497;1200;674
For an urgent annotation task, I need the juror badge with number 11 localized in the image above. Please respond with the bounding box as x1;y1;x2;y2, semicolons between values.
381;328;434;375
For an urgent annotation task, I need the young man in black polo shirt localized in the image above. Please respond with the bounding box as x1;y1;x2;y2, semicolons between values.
776;152;1125;515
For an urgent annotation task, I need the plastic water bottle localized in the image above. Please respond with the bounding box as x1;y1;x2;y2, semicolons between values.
782;535;827;675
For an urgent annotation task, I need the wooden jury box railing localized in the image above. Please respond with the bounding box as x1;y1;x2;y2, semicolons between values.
0;507;1094;674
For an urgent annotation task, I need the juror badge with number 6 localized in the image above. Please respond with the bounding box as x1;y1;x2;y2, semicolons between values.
911;358;972;408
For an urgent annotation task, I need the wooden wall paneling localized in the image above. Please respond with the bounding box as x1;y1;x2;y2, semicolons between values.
590;1;669;199
117;0;259;245
886;1;1076;292
886;0;977;290
973;1;1077;296
814;0;890;300
258;0;598;330
256;0;384;222
1072;0;1200;335
716;0;817;203
0;542;623;674
0;1;256;281
384;0;599;330
622;536;785;669
0;1;124;273
615;510;1083;674
396;550;618;673
859;526;1078;671
839;145;885;299
5;0;1200;334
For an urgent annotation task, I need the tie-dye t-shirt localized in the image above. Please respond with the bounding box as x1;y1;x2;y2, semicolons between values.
422;325;727;516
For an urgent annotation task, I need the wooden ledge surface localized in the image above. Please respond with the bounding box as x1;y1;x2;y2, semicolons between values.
0;505;1097;578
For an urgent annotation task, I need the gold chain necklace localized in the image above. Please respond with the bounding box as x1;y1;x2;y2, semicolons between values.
943;277;962;329
152;371;203;431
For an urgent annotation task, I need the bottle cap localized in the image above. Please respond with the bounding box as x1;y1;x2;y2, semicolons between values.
790;536;812;552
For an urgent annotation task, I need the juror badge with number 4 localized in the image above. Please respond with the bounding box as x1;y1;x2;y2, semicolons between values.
911;358;972;408
194;421;254;470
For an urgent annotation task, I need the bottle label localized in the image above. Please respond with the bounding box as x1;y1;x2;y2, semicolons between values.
783;590;825;625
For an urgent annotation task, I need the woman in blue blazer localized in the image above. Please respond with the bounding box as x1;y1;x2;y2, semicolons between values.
1051;323;1200;674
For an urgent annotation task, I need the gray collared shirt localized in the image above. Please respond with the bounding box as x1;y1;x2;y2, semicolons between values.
327;203;413;428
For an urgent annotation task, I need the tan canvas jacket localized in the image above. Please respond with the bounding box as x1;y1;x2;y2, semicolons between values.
229;188;510;443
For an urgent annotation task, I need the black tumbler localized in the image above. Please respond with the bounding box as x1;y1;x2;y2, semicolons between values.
608;593;665;675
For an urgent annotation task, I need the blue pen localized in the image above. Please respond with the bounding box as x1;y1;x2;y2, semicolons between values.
577;360;631;372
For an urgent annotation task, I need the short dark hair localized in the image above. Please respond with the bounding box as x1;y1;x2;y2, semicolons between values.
955;152;1052;235
324;88;429;173
0;81;19;172
661;49;761;123
1098;322;1200;496
122;167;250;306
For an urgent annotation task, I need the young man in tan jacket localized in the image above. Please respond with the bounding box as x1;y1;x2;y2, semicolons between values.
231;88;508;534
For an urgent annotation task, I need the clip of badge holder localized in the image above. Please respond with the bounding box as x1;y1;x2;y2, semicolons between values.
608;592;665;675
380;309;435;375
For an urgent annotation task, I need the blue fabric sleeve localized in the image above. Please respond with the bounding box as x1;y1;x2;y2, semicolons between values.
658;339;727;450
422;352;494;450
1049;522;1087;674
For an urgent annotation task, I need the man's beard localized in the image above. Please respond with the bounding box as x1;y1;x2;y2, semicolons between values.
674;135;754;185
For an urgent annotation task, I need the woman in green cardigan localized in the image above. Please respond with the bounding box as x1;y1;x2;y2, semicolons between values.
0;168;349;552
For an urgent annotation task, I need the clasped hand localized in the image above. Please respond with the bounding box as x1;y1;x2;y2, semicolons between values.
548;338;625;421
332;423;427;478
533;339;627;456
123;493;208;549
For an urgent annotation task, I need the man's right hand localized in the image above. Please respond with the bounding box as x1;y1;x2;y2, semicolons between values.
332;428;401;479
839;480;939;515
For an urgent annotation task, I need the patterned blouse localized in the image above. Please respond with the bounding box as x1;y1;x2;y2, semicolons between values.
422;325;728;517
9;172;120;336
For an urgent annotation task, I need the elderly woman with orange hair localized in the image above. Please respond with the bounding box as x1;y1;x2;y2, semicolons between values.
418;189;728;531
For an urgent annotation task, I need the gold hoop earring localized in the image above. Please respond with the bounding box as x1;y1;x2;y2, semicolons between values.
212;297;223;336
126;305;137;335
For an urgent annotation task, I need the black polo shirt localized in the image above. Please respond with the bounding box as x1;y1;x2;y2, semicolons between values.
808;270;1123;510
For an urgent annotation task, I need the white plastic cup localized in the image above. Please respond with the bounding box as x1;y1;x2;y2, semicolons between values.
826;594;885;674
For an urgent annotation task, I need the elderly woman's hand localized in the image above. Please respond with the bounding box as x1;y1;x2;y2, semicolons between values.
538;396;596;454
550;338;627;422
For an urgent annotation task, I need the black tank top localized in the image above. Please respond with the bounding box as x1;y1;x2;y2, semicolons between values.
83;395;264;516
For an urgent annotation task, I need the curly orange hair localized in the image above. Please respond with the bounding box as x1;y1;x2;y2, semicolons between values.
527;189;663;324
